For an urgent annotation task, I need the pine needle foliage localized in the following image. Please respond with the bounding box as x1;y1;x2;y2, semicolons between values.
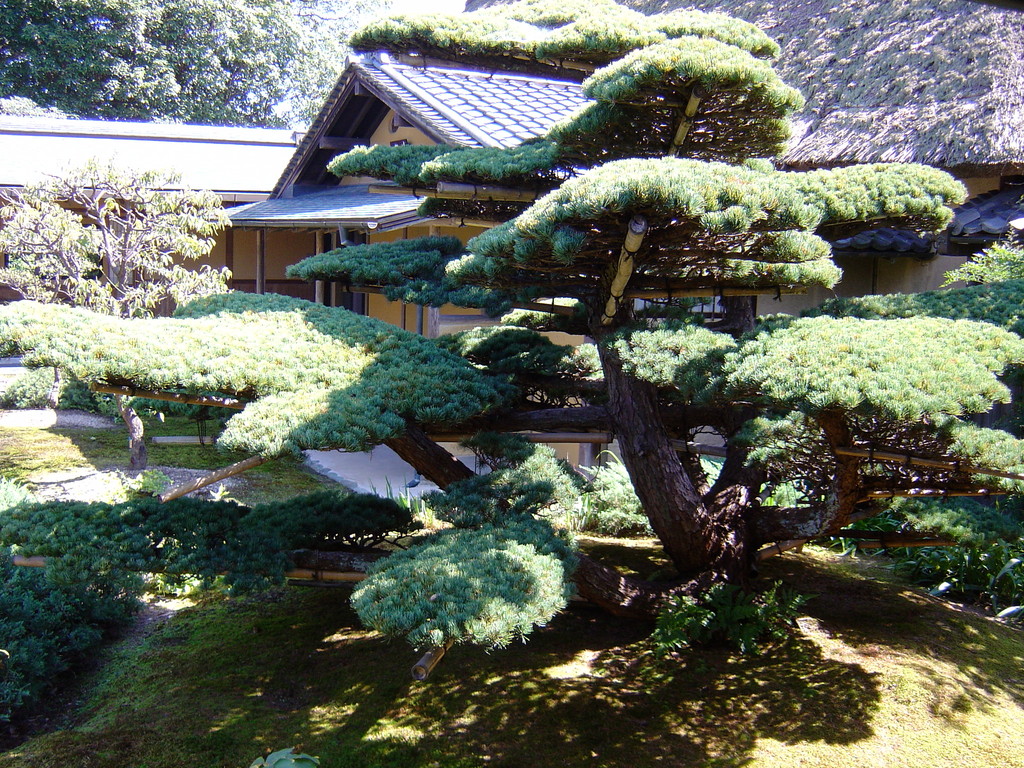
2;0;1017;655
0;491;418;594
350;0;778;74
286;236;511;313
352;517;576;648
0;294;510;456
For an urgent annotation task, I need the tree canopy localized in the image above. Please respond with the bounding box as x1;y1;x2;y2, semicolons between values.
1;0;1022;664
0;0;384;126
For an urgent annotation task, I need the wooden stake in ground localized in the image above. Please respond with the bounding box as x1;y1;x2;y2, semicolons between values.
158;455;268;502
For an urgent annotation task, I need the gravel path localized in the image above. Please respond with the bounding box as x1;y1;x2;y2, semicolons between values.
0;408;118;429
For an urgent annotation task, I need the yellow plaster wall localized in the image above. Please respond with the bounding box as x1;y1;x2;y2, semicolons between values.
369;111;436;147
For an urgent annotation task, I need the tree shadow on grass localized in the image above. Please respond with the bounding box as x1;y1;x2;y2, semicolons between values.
317;605;878;768
1;576;880;768
761;552;1024;714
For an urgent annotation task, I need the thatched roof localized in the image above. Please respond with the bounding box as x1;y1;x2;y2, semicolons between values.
464;0;1024;175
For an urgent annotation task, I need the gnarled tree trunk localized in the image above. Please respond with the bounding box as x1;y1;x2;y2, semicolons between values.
116;394;147;470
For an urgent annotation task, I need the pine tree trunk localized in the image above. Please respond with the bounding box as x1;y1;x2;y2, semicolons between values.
45;367;61;410
597;341;715;574
116;395;148;470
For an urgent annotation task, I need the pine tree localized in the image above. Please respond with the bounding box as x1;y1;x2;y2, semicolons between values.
1;0;1022;656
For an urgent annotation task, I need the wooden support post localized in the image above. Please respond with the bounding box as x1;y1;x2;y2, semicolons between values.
601;215;648;326
256;228;267;295
412;641;453;681
90;384;246;410
159;455;268;502
314;230;325;304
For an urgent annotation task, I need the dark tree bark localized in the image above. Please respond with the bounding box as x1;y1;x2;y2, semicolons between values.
116;394;147;470
596;339;715;574
385;420;476;488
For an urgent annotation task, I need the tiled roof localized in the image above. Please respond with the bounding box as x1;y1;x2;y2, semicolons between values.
832;228;932;256
950;188;1024;240
355;54;587;148
228;184;423;231
0;115;297;195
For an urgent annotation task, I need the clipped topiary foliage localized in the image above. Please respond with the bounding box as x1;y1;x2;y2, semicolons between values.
1;0;1022;658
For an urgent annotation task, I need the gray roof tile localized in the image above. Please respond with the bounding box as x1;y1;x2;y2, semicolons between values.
356;54;587;148
229;185;422;231
951;188;1024;238
832;228;932;255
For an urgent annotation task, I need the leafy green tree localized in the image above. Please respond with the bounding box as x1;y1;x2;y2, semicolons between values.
0;0;308;125
0;160;229;468
944;238;1024;285
1;0;1023;661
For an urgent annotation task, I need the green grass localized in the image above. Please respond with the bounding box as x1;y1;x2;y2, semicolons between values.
0;416;324;504
2;547;1022;768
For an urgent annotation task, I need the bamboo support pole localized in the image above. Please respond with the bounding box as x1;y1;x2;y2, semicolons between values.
755;539;807;562
91;384;246;410
515;301;576;317
623;286;806;300
836;445;1024;483
159;455;268;502
827;531;957;548
368;182;541;202
434;182;541;202
452;217;503;229
669;86;705;155
368;183;424;197
864;489;1003;499
12;554;368;583
412;640;454;681
601;215;648;325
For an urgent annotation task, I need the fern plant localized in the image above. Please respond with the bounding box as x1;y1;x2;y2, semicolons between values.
652;582;809;654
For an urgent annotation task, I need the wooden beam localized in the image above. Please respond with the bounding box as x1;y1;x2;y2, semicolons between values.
256;228;267;295
317;136;361;151
90;384;246;410
836;445;1024;483
159;455;268;502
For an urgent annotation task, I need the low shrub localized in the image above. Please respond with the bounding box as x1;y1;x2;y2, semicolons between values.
896;541;1024;620
0;367;101;411
652;581;809;655
580;458;652;536
0;548;139;721
0;481;139;721
249;747;320;767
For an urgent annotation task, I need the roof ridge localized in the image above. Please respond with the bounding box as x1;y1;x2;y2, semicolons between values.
382;54;584;89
